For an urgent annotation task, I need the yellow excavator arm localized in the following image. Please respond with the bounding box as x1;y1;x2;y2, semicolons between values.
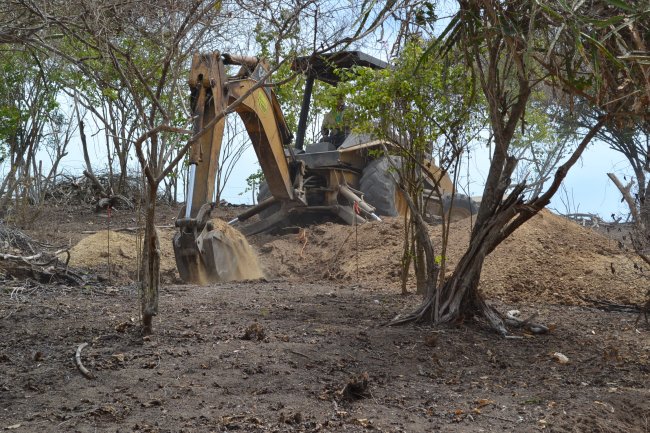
183;52;296;217
174;52;303;283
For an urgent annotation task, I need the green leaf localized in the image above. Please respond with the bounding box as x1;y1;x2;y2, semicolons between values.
580;32;625;68
585;15;625;29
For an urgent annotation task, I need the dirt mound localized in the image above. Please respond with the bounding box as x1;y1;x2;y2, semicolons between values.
479;211;646;305
69;229;177;281
68;209;647;305
253;221;405;282
253;210;648;305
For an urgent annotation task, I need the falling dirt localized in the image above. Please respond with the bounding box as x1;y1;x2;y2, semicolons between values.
203;218;264;282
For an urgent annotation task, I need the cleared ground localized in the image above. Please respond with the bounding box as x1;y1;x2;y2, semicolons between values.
0;204;648;432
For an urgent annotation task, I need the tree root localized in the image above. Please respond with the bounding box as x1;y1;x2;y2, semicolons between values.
504;311;549;334
579;296;643;314
389;298;549;337
75;343;94;379
482;304;508;336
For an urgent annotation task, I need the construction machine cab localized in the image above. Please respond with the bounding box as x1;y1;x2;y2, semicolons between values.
290;51;388;152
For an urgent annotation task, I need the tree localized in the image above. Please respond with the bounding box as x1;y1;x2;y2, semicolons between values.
63;74;141;195
393;0;648;334
566;0;650;266
16;0;228;333
0;1;44;44
13;0;404;334
0;47;70;223
598;120;650;265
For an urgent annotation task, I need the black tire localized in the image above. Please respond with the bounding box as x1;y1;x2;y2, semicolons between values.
359;156;403;216
256;182;281;219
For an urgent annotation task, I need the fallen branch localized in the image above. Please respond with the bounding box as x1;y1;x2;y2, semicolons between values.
579;296;642;314
563;213;612;228
286;349;311;359
0;248;70;266
607;173;640;223
0;252;43;262
80;225;174;235
0;225;36;254
95;194;134;212
0;246;82;285
75;342;94;379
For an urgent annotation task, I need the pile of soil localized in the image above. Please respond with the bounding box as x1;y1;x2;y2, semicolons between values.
66;207;647;306
253;210;648;306
480;211;646;305
69;229;177;281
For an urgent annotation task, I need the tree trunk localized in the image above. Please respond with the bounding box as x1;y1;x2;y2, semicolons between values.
140;183;160;335
612;173;650;266
415;238;427;295
392;189;522;334
641;178;650;230
430;209;517;334
400;212;412;295
0;162;20;215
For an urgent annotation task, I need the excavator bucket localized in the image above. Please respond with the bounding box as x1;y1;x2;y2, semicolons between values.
173;215;264;284
173;227;216;284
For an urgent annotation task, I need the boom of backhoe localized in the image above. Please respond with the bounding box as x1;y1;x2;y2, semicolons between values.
173;52;307;283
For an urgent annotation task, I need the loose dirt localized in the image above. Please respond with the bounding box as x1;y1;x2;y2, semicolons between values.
252;210;647;306
69;229;177;282
1;282;648;432
2;205;648;432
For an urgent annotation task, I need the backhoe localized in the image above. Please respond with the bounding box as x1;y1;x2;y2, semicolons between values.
173;51;476;283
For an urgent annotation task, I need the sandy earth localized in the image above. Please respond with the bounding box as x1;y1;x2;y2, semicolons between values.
1;204;649;432
64;207;647;306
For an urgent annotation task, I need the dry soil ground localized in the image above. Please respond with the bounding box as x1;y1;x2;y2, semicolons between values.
1;203;649;432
